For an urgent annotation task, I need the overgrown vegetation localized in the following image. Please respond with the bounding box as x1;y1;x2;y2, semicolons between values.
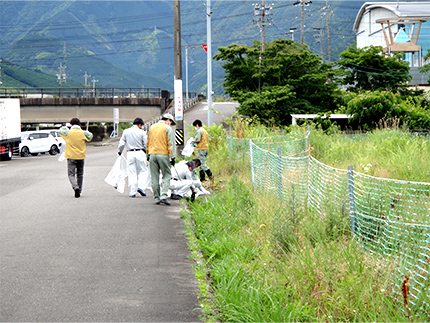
214;39;340;126
419;49;430;84
215;40;429;131
337;91;430;131
181;120;429;322
309;127;430;182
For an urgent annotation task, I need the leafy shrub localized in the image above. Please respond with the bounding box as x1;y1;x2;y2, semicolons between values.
345;91;430;130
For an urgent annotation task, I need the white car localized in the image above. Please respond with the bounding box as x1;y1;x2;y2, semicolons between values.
42;129;65;149
19;131;60;157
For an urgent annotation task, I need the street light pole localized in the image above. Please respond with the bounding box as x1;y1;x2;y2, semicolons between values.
185;45;200;102
206;0;213;126
185;46;189;102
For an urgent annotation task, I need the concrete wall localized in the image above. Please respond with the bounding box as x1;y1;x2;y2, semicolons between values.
19;97;172;123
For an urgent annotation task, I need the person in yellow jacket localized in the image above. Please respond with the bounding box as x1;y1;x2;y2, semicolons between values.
59;118;93;198
191;119;212;181
147;113;176;205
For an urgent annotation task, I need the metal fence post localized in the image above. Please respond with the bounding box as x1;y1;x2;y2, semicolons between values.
250;139;255;187
277;147;283;200
348;165;356;234
229;133;232;164
305;126;309;151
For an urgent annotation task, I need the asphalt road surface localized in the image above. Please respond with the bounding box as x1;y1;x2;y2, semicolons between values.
0;101;238;322
0;145;202;322
183;101;240;141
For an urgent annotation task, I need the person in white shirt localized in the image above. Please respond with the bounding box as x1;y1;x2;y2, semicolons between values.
170;159;209;200
118;118;149;197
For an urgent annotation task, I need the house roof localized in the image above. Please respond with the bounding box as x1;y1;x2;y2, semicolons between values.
353;2;430;31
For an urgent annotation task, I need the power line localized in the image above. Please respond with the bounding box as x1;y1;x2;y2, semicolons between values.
2;7;261;59
1;1;364;71
6;33;266;64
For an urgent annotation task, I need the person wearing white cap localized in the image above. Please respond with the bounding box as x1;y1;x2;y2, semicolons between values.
146;113;176;205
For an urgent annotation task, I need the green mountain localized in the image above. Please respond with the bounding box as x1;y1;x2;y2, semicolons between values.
2;0;421;93
0;59;82;88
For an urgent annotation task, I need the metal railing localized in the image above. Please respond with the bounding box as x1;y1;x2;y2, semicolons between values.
0;87;163;99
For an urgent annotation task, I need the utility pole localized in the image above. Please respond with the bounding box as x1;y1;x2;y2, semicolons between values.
252;1;274;53
300;1;305;44
323;0;332;62
83;71;91;98
57;63;66;98
252;1;274;93
173;0;184;152
293;0;312;44
91;77;98;98
206;0;213;126
313;27;325;62
261;0;265;53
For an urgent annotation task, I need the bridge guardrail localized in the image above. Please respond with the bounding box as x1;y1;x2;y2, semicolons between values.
0;87;163;99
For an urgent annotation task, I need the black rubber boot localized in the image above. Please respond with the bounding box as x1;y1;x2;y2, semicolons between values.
199;169;206;182
205;169;213;180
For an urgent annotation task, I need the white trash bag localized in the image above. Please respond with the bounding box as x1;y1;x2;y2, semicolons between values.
57;143;66;162
182;137;194;157
104;155;128;193
138;166;152;192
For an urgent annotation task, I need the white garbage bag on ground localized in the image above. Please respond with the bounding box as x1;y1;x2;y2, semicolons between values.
104;155;128;193
182;137;194;157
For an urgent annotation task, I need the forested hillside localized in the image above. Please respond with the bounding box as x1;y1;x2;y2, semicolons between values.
0;0;420;92
0;59;83;88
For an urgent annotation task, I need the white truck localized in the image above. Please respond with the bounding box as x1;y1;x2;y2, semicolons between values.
0;99;21;161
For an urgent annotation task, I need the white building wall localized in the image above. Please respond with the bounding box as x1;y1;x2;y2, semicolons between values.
356;8;399;49
354;2;430;83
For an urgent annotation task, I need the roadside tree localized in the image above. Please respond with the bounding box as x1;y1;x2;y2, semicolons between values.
214;38;340;126
419;49;430;84
337;44;411;92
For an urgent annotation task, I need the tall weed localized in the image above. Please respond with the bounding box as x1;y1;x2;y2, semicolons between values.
182;124;429;322
310;127;430;182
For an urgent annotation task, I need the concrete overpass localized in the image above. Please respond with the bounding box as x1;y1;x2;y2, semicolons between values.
19;97;172;124
0;87;173;124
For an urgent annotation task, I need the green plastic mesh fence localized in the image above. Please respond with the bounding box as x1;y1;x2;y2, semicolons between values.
249;142;309;206
350;172;430;313
228;133;309;161
236;135;429;316
308;157;350;220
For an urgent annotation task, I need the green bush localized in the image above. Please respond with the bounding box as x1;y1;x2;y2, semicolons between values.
345;91;430;130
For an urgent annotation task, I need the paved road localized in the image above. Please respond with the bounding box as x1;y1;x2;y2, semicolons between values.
183;101;240;141
0;101;238;322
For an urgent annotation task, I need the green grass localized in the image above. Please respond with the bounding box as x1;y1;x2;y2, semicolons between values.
310;128;430;182
180;124;429;322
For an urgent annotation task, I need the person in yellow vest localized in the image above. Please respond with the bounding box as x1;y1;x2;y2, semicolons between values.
191;119;213;181
59;118;93;198
147;113;176;205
